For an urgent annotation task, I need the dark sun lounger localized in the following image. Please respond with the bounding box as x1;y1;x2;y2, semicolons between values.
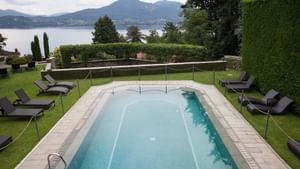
238;89;280;106
288;140;300;158
14;88;55;108
34;80;69;95
225;75;255;92
219;71;247;86
44;74;75;89
0;97;43;118
0;135;12;150
246;96;293;115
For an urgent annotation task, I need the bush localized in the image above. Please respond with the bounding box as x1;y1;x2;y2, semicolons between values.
6;55;31;65
59;43;207;68
242;0;300;113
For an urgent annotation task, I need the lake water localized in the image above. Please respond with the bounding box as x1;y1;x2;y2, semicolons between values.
0;28;162;55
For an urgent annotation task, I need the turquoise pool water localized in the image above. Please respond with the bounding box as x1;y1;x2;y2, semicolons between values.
68;87;238;169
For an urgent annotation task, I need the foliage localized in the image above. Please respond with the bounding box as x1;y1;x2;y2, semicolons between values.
162;22;183;44
126;25;144;43
182;8;213;51
30;41;35;61
43;32;50;59
242;0;300;113
0;33;7;51
183;0;241;59
92;15;119;43
33;35;42;61
145;29;161;43
59;43;207;67
5;55;28;65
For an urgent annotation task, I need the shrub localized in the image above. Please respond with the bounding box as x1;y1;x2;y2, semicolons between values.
242;0;300;113
59;43;207;68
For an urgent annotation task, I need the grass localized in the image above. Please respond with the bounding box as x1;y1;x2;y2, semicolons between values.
0;68;299;169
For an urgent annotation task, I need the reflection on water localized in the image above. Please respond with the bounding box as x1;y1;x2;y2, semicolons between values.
182;91;238;169
0;28;162;55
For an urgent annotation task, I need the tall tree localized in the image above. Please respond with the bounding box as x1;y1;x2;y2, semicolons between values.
0;33;7;51
182;8;213;49
92;15;119;43
31;41;36;61
162;22;183;44
126;25;143;43
34;35;42;61
43;32;50;59
183;0;241;59
145;29;161;43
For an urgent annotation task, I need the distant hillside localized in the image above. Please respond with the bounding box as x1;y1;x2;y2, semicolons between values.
0;0;183;29
0;9;31;17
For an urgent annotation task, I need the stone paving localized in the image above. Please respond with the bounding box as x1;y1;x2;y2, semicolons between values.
16;81;290;169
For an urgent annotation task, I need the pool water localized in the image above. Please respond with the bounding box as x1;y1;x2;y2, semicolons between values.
68;87;238;169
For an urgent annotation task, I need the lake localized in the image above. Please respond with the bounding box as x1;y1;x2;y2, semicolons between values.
0;27;162;55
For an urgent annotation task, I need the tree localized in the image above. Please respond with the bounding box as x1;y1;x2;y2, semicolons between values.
43;32;50;59
145;29;161;43
126;25;143;43
182;8;213;50
183;0;241;59
0;34;7;51
162;22;183;44
33;35;42;61
31;41;36;60
92;15;119;43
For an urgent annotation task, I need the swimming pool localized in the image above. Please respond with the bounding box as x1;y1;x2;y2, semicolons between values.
67;86;238;169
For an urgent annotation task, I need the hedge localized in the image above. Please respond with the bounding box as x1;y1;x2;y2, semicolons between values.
242;0;300;112
59;43;207;68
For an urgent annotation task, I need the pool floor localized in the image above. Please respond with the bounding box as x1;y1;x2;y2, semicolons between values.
68;87;237;169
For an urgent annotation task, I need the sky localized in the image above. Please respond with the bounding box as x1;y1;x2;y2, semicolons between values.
0;0;186;15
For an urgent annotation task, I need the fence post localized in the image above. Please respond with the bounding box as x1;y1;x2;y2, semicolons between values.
77;79;81;97
60;93;64;114
165;65;168;80
34;116;40;140
138;66;141;81
110;66;113;82
212;70;216;84
192;65;195;81
264;110;271;139
89;70;93;86
240;90;244;112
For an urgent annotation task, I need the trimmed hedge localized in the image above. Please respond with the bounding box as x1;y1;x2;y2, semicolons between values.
59;43;207;68
242;0;300;112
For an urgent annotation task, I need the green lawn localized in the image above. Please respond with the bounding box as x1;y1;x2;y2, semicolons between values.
0;68;299;169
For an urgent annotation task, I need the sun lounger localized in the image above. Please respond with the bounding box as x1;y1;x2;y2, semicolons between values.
34;80;69;95
219;71;247;86
0;97;43;118
0;135;12;150
44;74;75;89
238;89;279;106
225;75;255;92
15;88;55;108
288;140;300;158
246;96;293;115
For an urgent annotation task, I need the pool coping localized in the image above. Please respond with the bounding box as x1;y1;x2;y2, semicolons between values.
15;81;291;169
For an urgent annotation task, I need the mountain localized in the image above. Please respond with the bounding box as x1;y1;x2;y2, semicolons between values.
0;9;32;17
0;0;182;28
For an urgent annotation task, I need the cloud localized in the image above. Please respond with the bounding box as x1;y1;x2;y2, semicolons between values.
4;0;38;5
78;0;116;6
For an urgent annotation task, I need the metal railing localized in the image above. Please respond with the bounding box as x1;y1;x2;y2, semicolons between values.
47;153;67;169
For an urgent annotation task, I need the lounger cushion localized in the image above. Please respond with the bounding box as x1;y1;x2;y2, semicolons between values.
47;86;69;94
7;109;43;117
0;135;12;149
219;79;245;86
288;140;300;158
247;104;270;114
49;82;75;89
23;99;54;107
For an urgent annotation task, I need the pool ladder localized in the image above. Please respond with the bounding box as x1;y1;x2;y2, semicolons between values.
47;153;67;169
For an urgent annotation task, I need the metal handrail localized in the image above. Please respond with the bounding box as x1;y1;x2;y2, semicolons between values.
48;153;67;169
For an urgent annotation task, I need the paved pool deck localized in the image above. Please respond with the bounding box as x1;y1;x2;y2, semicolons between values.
16;81;290;169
